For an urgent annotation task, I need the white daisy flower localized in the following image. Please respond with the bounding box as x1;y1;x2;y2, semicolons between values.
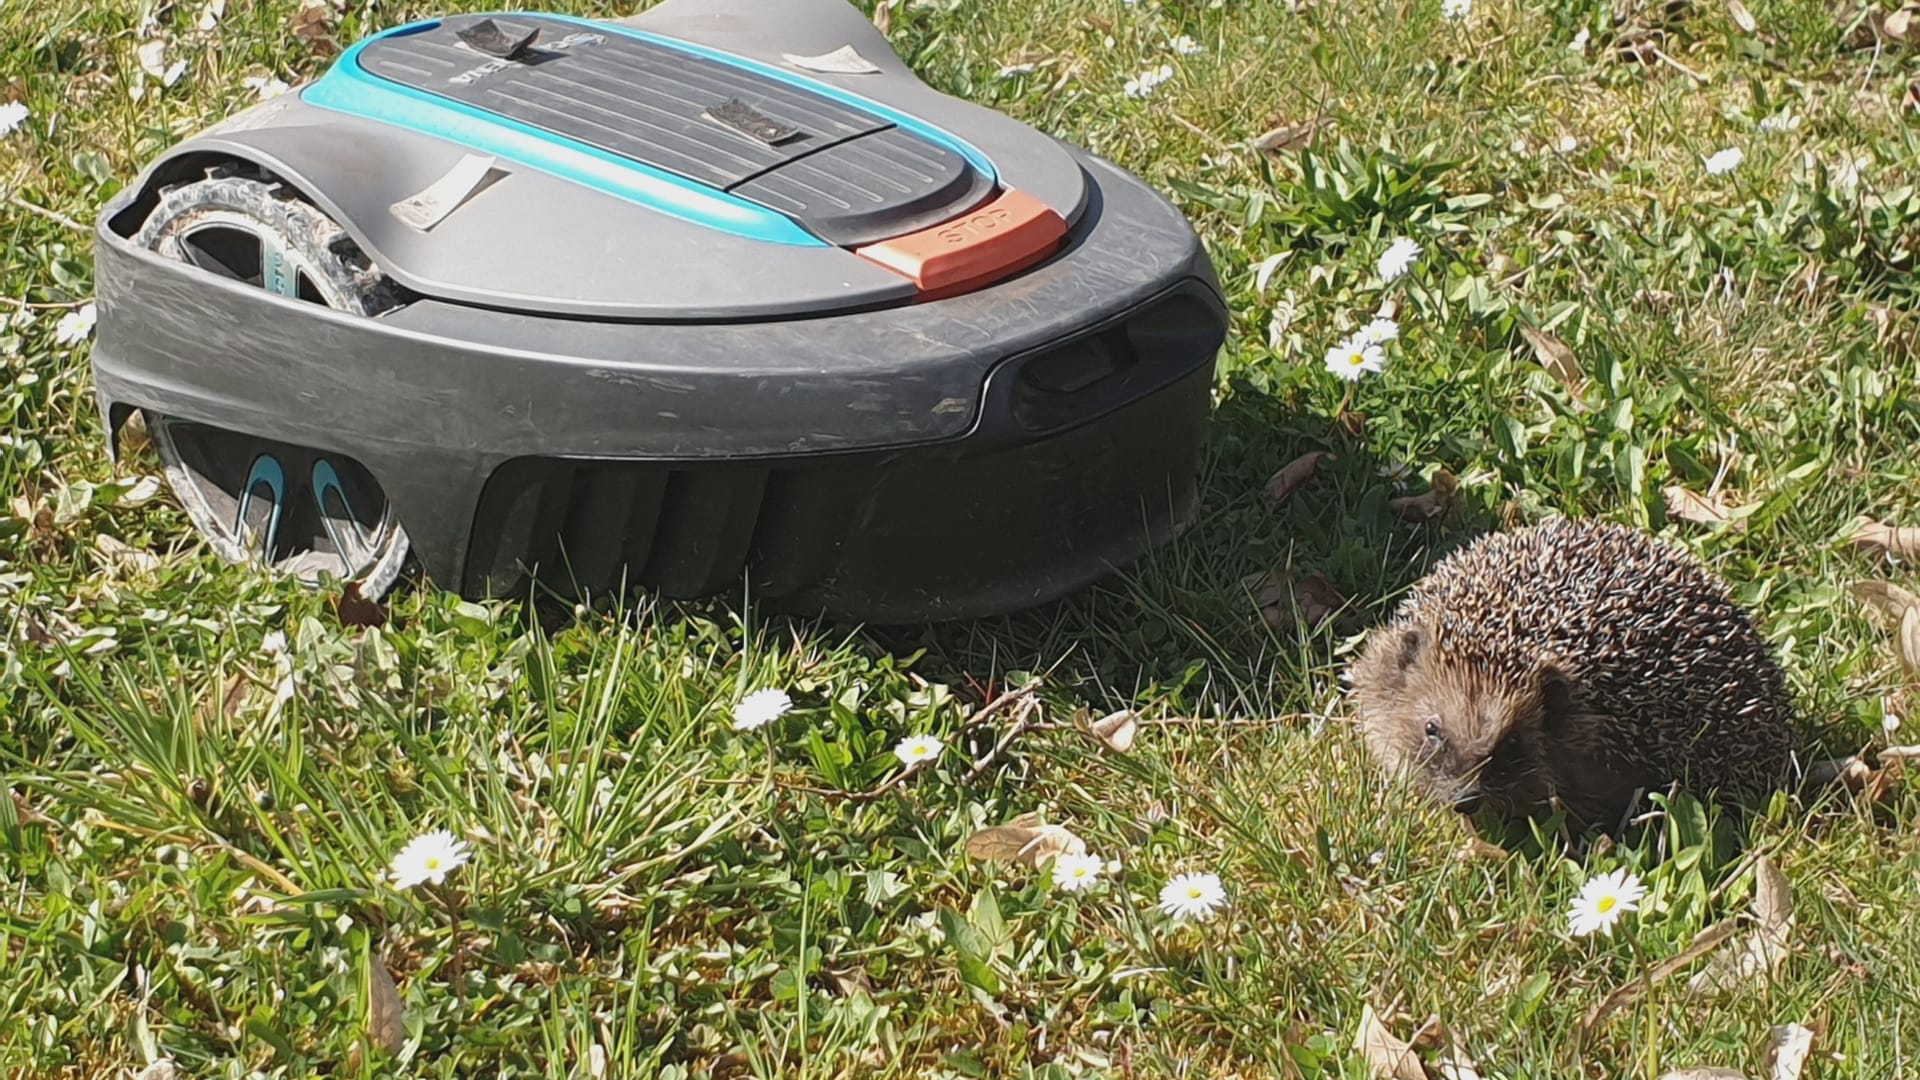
1052;852;1109;893
1567;867;1646;938
892;733;944;766
1354;316;1399;346
1556;134;1579;154
1376;237;1422;282
1123;64;1174;99
731;687;793;731
0;101;27;137
1378;460;1413;489
243;75;292;100
1169;34;1204;55
1704;147;1744;176
1324;339;1387;382
1757;107;1800;134
1157;871;1227;921
1441;0;1471;20
54;302;97;346
388;829;472;890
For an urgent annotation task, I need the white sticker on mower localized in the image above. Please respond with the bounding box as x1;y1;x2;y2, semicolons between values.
390;154;500;232
781;45;882;75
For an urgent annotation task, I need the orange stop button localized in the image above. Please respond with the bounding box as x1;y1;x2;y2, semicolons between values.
853;188;1068;298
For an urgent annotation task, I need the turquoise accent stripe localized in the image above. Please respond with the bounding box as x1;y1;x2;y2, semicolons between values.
298;12;998;247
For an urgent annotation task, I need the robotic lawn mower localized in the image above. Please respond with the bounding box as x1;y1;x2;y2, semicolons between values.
91;0;1228;622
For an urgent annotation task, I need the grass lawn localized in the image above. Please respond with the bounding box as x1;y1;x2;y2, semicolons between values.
5;0;1920;1075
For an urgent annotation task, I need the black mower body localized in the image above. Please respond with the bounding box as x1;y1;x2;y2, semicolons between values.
91;0;1227;622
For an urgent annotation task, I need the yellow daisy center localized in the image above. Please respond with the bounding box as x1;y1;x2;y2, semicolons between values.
1187;887;1205;899
425;857;442;870
1596;895;1617;913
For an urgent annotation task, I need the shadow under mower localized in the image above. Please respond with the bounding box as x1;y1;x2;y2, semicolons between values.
91;0;1228;623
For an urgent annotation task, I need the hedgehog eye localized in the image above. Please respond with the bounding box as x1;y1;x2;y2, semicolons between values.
1423;718;1442;742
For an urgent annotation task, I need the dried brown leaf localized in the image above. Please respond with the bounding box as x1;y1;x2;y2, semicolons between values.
1263;450;1331;507
1634;287;1679;312
1845;517;1920;558
367;956;406;1055
1518;326;1587;392
1390;470;1459;524
826;965;871;998
93;533;164;575
1462;836;1509;861
1843;746;1916;803
1664;485;1744;529
290;0;336;45
1087;709;1138;753
1689;907;1789;991
1843;9;1884;51
872;0;895;35
1754;854;1792;930
118;409;154;456
194;672;251;731
1686;855;1792;997
1890;605;1920;681
1769;1023;1816;1080
1253;118;1329;154
10;494;56;545
964;817;1087;868
1727;0;1757;32
1888;6;1916;41
1850;581;1920;622
1583;919;1740;1034
1355;1004;1427;1080
1244;567;1346;632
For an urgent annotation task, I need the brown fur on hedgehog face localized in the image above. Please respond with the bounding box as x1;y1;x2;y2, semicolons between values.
1351;621;1564;818
1352;621;1666;829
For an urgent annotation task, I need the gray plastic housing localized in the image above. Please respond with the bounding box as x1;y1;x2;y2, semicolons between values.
90;0;1228;618
101;0;1093;321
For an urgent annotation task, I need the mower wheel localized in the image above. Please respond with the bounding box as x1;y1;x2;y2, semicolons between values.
132;169;413;597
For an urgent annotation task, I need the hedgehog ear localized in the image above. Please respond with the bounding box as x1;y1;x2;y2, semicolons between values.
1536;665;1575;737
1394;626;1425;672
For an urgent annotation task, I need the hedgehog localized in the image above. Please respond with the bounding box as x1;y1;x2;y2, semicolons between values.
1348;516;1799;831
